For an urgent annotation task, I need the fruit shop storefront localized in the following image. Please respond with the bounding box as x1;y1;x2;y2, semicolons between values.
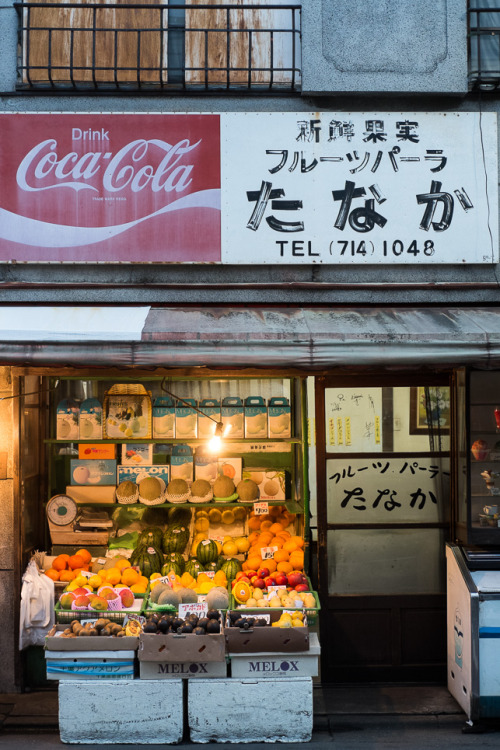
3;304;500;706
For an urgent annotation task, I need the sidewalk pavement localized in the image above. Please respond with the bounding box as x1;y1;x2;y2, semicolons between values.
2;683;500;748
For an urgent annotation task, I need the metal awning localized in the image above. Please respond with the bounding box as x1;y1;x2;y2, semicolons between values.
1;306;500;369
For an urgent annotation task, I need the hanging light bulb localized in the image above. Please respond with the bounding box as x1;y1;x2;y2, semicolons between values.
207;422;224;453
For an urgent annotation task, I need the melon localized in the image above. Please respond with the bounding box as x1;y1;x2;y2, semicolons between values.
206;587;229;610
150;581;170;604
213;475;235;498
167;478;189;496
178;587;198;604
191;479;211;498
139;476;162;501
157;588;181;607
236;479;259;502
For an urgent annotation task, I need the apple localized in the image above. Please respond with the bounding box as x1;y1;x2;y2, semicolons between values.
252;578;266;590
275;573;288;586
263;576;275;588
245;570;258;580
288;572;307;588
257;567;270;579
294;583;309;593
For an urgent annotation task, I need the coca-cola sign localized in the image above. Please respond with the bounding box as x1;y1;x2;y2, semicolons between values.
0;114;220;261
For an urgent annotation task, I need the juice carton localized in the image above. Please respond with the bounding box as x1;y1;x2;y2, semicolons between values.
244;396;268;439
79;397;103;440
268;397;291;438
198;399;221;439
70;459;117;486
175;398;198;440
153;396;176;439
171;444;194;482
57;399;79;441
221;397;244;439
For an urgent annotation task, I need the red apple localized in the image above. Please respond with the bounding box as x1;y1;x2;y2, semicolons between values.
275;573;288;586
288;572;307;588
252;578;266;590
245;570;258;580
263;576;275;588
294;583;309;593
72;587;91;597
257;567;270;579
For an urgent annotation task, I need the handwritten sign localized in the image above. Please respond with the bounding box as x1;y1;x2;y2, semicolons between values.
253;502;269;515
326;387;383;453
179;602;207;619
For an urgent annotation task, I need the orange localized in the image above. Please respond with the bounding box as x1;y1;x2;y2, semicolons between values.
257;532;273;545
241;561;248;571
273;549;290;563
277;561;293;574
59;570;76;582
114;559;132;572
44;568;60;581
121;568;140;587
247;531;261;545
260;520;273;531
269;522;284;535
52;554;69;572
75;548;92;565
269;537;284;549
289;551;304;570
138;575;149;588
266;558;277;573
290;535;304;548
68;554;85;570
130;583;147;594
247;554;263;571
248;516;262;531
283;539;299;553
105;568;121;586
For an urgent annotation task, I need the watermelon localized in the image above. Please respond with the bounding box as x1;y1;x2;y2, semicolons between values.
163;551;185;574
167;507;191;525
130;543;164;578
162;525;190;555
196;539;219;565
219;558;242;580
138;527;163;549
185;558;205;577
161;560;183;577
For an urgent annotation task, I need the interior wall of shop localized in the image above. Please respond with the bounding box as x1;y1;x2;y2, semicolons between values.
0;0;497;691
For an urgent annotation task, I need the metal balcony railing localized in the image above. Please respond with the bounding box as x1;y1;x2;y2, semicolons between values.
15;2;301;93
469;2;500;90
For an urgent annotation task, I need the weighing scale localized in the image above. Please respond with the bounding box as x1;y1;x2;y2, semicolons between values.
46;494;113;546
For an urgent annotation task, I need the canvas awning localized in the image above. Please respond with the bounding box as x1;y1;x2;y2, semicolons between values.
1;306;500;369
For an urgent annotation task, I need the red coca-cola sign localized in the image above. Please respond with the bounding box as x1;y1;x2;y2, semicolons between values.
0;114;220;262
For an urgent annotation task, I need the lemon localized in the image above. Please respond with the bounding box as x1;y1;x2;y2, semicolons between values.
235;537;250;554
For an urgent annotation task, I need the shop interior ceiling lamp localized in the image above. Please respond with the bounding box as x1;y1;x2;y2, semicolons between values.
160;377;225;452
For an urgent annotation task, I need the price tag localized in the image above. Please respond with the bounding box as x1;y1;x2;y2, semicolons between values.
80;569;93;578
156;575;173;586
261;546;279;560
179;602;208;619
209;534;225;544
267;585;287;597
253;502;269;515
122;613;146;626
198;570;215;579
80;618;98;626
97;558;107;565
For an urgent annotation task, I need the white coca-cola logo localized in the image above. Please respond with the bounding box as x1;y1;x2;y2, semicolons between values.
16;137;201;195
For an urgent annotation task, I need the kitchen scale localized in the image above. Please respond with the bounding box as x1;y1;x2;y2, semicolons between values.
46;494;113;545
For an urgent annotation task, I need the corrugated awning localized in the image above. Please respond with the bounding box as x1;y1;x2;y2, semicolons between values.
1;306;500;369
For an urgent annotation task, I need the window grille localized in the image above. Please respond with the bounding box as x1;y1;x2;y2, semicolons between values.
469;1;500;89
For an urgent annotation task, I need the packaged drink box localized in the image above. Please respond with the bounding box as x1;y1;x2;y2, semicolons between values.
176;398;198;440
153;396;175;439
268;397;291;438
245;397;268;439
79;397;103;440
221;397;244;439
198;399;220;439
70;459;117;486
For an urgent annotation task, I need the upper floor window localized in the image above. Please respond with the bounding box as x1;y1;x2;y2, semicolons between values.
15;1;301;93
469;0;500;89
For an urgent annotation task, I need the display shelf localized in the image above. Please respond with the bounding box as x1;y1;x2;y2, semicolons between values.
45;437;303;445
61;499;304;511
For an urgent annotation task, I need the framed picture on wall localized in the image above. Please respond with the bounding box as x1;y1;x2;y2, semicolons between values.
409;386;450;435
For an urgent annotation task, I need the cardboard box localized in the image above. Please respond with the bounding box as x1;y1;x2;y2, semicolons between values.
171;445;193;482
45;650;135;680
79;397;103;440
45;624;139;651
117;464;170;486
221;397;244;439
229;633;320;678
78;444;116;460
224;612;309;653
217;458;242;485
104;388;152;439
195;450;218;483
153;396;176;439
139;659;227;679
245;397;268;439
268;397;291;438
57;399;79;440
66;485;117;505
121;444;153;465
70;459;117;486
198;399;221;439
242;468;287;501
139;631;225;663
176;398;198;440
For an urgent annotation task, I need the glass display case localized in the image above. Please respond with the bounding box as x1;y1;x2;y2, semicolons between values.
456;368;500;547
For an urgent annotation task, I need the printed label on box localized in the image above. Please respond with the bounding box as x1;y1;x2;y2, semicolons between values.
117;464;170;485
57;399;79;441
70;459;117;486
78;444;116;460
105;393;151;439
153;397;176;439
121;444;153;465
79;398;103;440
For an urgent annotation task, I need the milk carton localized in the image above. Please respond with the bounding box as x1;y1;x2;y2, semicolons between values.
57;399;79;441
221;397;244;439
79;397;103;440
153;396;176;439
175;399;198;440
198;399;220;439
244;397;268;439
268;397;291;438
171;444;194;482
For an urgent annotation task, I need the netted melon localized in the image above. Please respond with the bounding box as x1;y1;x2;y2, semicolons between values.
213;475;235;498
206;586;229;610
167;478;189;496
178;587;198;604
157;588;181;607
139;476;162;501
236;479;259;502
150;582;170;604
117;480;138;498
191;479;211;498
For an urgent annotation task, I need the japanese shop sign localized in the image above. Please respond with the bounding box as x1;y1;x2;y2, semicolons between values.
0;112;496;263
0;113;220;262
327;457;450;523
325;387;383;453
221;112;498;264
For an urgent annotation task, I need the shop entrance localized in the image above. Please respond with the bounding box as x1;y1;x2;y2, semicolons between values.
315;374;452;682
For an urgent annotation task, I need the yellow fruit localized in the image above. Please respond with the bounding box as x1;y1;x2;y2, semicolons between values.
181;572;195;587
88;575;103;589
130;583;147;594
198;581;215;594
208;508;222;524
221;510;235;525
235;537;250;554
291;618;304;627
233;581;251;604
222;540;238;557
150;572;162;581
257;599;269;608
245;598;258;608
269;596;281;608
74;575;89;587
138;576;149;588
195;518;210;533
105;568;121;586
253;587;264;601
122;568;140;587
114;558;132;571
195;509;209;519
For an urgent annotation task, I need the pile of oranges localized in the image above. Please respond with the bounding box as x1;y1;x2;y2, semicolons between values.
44;549;92;583
242;506;304;574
